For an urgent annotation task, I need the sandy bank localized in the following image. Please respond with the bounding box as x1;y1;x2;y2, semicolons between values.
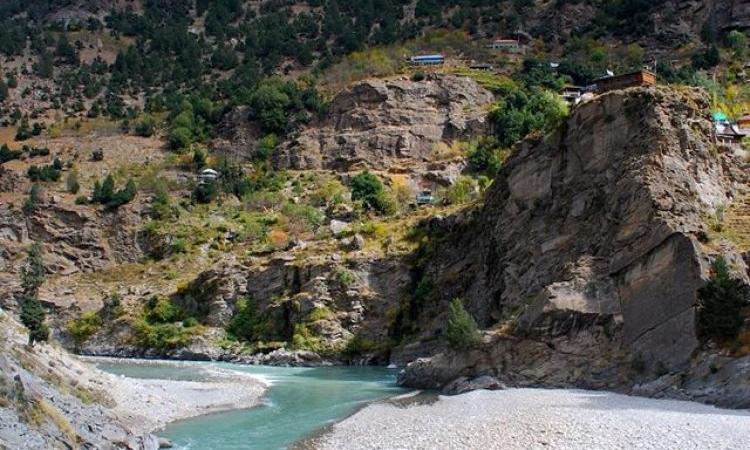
314;388;750;450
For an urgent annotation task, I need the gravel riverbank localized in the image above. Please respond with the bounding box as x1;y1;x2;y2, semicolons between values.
314;388;750;450
81;357;269;434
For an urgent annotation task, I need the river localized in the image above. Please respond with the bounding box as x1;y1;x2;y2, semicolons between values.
96;360;405;450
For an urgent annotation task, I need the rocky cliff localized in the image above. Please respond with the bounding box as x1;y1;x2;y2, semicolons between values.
275;74;492;172
0;198;147;312
0;310;160;450
394;86;750;407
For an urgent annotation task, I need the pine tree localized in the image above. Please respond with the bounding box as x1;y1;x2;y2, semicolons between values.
446;298;481;349
18;243;48;346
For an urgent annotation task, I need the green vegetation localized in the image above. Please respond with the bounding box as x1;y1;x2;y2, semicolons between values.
446;298;480;350
698;257;749;342
351;171;394;215
66;312;102;349
65;171;80;194
18;243;49;346
91;174;137;208
22;184;42;216
467;137;510;176
489;89;569;148
133;296;198;350
26;158;62;182
226;297;264;343
0;144;22;164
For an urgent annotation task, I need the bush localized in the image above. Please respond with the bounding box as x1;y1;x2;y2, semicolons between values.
66;172;80;194
698;257;749;341
90;149;104;161
135;115;157;137
22;184;42;216
192;181;218;204
67;311;102;349
27;160;62;182
169;127;193;150
467;137;509;176
91;175;136;208
446;298;481;349
226;297;261;342
351;171;394;214
144;296;184;324
0;144;22;164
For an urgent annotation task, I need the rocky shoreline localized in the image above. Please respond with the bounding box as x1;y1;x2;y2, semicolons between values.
308;388;750;450
0;311;267;450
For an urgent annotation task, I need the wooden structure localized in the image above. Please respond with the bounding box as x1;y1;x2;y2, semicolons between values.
593;70;656;94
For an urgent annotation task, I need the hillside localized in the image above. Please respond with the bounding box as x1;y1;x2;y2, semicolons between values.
396;85;750;407
1;1;750;446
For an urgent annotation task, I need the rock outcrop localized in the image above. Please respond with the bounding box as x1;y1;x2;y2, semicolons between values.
0;310;160;450
0;199;147;310
394;86;750;404
273;74;493;172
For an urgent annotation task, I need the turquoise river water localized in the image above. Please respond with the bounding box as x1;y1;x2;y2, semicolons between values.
96;360;405;450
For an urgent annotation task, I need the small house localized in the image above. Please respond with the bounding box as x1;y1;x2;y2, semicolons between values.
415;190;435;206
592;70;656;94
198;168;220;184
408;54;445;66
561;86;585;106
469;62;494;71
736;114;750;130
489;39;522;53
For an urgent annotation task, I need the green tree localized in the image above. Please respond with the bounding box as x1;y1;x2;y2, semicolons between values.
446;298;481;349
22;184;42;216
351;170;392;214
698;257;748;341
726;30;747;60
249;82;290;134
21;242;45;296
19;243;49;346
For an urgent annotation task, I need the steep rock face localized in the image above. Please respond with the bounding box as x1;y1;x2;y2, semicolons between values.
273;74;493;171
0;200;147;310
396;87;750;397
169;252;411;362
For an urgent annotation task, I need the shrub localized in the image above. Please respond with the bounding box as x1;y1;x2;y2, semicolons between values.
226;297;261;342
192;181;218;204
351;171;394;214
334;268;356;287
135;115;157;137
22;184;42;215
291;323;321;352
169;127;193;150
446;298;481;349
467;137;509;176
67;311;102;349
65;172;80;194
144;296;183;324
90;149;104;161
698;257;749;341
0;144;22;164
411;71;425;82
27;160;62;182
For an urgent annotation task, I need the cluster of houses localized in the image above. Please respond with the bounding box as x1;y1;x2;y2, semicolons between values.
713;112;750;146
559;69;657;106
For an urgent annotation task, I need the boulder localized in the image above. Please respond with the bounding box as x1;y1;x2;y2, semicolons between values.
441;375;506;395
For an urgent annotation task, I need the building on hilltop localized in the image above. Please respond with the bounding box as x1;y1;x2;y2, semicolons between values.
408;54;445;66
488;39;522;53
592;70;656;94
198;168;220;185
